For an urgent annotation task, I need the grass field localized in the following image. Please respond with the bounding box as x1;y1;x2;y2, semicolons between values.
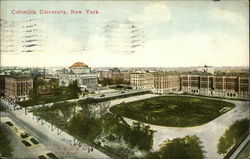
110;96;235;127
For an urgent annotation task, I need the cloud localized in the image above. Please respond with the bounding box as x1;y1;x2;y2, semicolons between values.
129;2;171;23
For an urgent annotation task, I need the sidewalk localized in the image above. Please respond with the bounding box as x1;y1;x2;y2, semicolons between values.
229;135;250;159
1;99;110;159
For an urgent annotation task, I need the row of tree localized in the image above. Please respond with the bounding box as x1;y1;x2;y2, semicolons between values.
32;97;208;159
217;118;249;155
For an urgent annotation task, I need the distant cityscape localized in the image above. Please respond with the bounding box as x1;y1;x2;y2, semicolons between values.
0;62;249;102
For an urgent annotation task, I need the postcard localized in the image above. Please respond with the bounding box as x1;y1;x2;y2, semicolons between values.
0;1;249;159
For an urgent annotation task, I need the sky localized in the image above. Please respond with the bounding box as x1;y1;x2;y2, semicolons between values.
0;0;249;67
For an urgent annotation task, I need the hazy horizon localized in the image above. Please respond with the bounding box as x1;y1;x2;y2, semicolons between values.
1;65;249;69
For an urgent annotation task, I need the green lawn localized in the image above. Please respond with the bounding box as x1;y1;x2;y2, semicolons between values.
110;96;235;127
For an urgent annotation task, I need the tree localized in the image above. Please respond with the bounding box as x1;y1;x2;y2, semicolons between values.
142;135;206;159
103;114;127;136
99;78;113;86
54;87;63;96
68;80;81;98
0;126;13;157
217;118;249;155
159;135;205;159
91;101;110;119
124;122;155;151
217;137;230;154
140;152;160;159
67;113;102;141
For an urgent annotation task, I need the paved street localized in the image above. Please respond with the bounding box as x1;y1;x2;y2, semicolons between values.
0;117;37;158
1;99;110;159
235;140;250;159
232;135;250;159
89;89;149;99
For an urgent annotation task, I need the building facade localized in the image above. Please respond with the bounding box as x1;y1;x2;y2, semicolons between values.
0;75;6;96
99;68;124;80
59;62;98;91
152;73;180;94
5;76;33;101
36;78;59;95
180;75;249;99
130;72;154;90
121;71;131;83
197;65;215;74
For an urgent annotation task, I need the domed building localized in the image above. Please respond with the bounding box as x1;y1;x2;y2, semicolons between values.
69;62;91;74
59;62;98;91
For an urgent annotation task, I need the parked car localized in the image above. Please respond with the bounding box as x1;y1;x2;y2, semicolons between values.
38;152;60;159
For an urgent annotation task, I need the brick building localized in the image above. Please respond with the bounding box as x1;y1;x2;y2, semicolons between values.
180;75;249;99
36;78;59;95
0;75;6;96
5;76;33;101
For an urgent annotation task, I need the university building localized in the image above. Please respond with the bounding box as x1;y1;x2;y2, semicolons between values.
4;76;33;101
99;68;123;80
130;72;154;90
180;75;249;99
129;70;249;99
152;72;179;94
36;78;59;95
59;62;98;91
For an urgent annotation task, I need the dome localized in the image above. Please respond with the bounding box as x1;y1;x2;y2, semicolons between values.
70;62;88;68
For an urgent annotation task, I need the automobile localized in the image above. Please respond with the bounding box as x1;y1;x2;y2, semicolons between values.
38;152;60;159
46;153;60;159
30;138;39;144
20;132;29;139
38;155;47;159
21;140;32;147
5;121;14;127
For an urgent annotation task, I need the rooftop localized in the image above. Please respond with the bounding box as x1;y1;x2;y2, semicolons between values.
70;62;88;68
